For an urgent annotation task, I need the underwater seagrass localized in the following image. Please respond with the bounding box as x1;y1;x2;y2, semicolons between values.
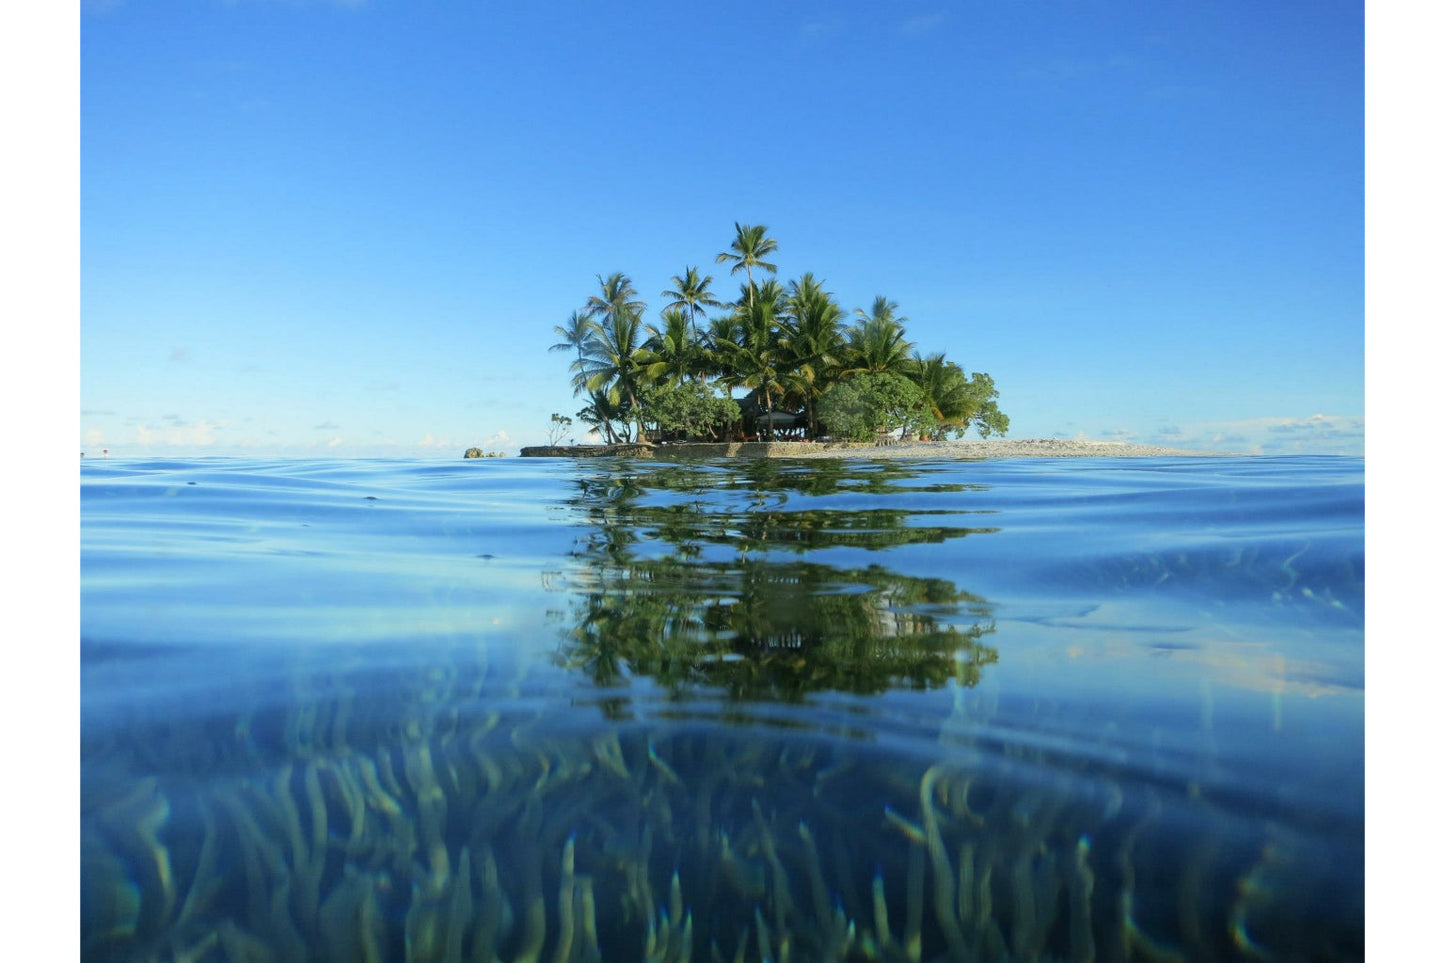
81;655;1360;961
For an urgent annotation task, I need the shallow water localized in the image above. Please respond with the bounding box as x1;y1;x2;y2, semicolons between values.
81;454;1364;961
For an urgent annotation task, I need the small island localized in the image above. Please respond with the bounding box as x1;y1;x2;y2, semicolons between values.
519;438;1222;460
530;222;1011;452
496;222;1225;461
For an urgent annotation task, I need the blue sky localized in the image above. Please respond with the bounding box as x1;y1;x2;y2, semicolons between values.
77;0;1364;456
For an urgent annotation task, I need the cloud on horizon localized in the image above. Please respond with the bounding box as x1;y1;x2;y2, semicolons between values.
1141;414;1364;455
135;419;224;447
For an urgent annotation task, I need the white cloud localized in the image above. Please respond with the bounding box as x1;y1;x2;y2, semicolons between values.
134;420;222;446
1140;414;1364;455
482;429;511;448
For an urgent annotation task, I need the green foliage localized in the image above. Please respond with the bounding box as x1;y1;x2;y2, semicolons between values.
555;221;1010;443
642;308;699;385
843;298;914;375
546;413;573;445
713;298;788;428
660;266;723;340
638;381;740;439
940;370;1009;439
716;223;779;309
576;389;630;444
577;279;650;440
816;372;937;441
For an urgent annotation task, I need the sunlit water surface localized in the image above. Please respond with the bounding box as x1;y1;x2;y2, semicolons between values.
81;455;1364;961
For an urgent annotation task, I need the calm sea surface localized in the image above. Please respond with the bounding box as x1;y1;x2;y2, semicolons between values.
81;454;1364;962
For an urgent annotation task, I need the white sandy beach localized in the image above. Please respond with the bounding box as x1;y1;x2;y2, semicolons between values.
518;438;1235;460
792;438;1233;459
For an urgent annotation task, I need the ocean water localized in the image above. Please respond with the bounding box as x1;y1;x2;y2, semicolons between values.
80;454;1364;962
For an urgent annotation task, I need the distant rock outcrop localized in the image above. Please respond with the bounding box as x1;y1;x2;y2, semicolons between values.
463;448;506;459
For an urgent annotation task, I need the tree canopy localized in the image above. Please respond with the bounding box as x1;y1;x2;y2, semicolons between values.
550;223;1010;444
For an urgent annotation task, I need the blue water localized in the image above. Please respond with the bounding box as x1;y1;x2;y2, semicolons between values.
81;454;1364;961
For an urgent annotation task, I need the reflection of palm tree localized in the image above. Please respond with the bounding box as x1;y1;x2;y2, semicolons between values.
550;462;1000;703
564;553;997;700
716;223;779;310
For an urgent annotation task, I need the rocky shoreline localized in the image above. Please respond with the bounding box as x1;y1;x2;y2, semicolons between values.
516;438;1233;460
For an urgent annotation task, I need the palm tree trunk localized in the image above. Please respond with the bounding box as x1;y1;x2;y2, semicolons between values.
628;388;645;445
692;307;709;387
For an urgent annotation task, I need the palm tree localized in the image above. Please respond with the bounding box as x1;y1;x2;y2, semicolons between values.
661;267;723;342
853;295;909;330
779;273;846;437
577;388;625;444
549;310;593;358
585;272;646;329
716;223;779;310
642;308;697;386
908;351;971;438
714;298;788;439
699;312;743;386
550;309;598;396
578;305;652;443
745;277;787;314
843;296;915;375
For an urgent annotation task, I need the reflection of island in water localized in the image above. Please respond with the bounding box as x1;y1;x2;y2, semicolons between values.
548;460;1001;704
